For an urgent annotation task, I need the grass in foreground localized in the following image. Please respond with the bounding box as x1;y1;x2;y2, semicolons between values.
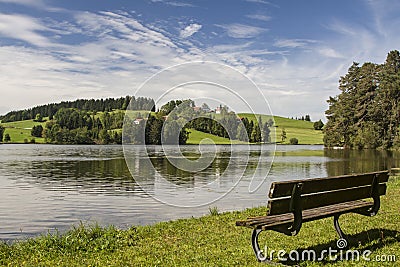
1;177;399;266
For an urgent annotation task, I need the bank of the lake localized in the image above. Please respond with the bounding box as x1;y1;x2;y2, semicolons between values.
1;176;399;266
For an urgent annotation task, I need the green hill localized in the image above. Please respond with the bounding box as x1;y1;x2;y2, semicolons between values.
238;114;324;145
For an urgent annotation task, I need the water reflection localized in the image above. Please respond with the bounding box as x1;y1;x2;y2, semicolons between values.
3;157;137;196
324;149;399;176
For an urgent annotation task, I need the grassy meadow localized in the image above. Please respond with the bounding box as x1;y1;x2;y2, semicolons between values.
1;176;399;266
186;129;247;145
0;119;47;143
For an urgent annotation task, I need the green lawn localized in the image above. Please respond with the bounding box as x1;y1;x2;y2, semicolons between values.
186;129;247;145
1;119;47;143
1;176;399;266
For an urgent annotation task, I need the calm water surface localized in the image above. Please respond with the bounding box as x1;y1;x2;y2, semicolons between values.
0;144;399;241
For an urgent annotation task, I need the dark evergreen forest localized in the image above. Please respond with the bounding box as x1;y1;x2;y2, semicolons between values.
0;96;155;122
324;50;400;149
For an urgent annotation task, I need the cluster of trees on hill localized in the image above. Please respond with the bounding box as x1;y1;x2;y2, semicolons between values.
324;50;400;149
0;96;155;123
123;100;194;145
124;100;272;145
291;115;311;121
124;115;189;145
187;112;272;143
41;108;125;144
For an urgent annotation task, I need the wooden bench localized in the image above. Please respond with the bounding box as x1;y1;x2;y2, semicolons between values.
236;170;389;262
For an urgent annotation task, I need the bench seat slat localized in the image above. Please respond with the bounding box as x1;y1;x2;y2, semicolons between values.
236;200;373;229
269;171;388;198
268;183;386;215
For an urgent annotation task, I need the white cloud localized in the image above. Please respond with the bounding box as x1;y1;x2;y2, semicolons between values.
216;23;267;38
274;38;317;48
317;47;345;59
246;14;271;21
149;0;194;7
0;0;45;7
0;13;53;47
245;0;279;8
245;0;270;4
0;0;65;12
180;23;202;38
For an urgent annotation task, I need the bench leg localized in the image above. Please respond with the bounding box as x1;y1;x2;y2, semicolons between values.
333;214;348;248
251;229;265;262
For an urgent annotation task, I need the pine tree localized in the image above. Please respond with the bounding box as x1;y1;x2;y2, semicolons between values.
4;133;11;142
0;125;4;142
262;122;270;143
236;123;248;141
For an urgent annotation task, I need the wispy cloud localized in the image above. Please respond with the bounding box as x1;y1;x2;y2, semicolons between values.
180;23;202;38
0;13;53;47
0;0;45;7
149;0;194;7
245;0;279;8
0;0;65;12
216;23;267;38
274;38;317;48
246;14;271;22
245;0;270;4
317;47;345;59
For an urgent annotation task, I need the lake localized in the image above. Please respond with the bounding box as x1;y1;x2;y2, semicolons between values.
0;144;399;241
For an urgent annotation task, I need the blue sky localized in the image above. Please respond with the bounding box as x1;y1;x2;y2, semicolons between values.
0;0;399;120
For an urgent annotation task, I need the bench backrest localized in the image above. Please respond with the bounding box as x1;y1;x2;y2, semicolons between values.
267;170;389;216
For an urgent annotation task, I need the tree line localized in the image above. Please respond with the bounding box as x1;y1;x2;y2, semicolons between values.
124;100;272;145
0;96;155;123
324;50;400;149
1;97;272;145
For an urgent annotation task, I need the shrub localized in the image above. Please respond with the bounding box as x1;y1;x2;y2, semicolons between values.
313;119;324;130
289;137;299;145
4;133;11;142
